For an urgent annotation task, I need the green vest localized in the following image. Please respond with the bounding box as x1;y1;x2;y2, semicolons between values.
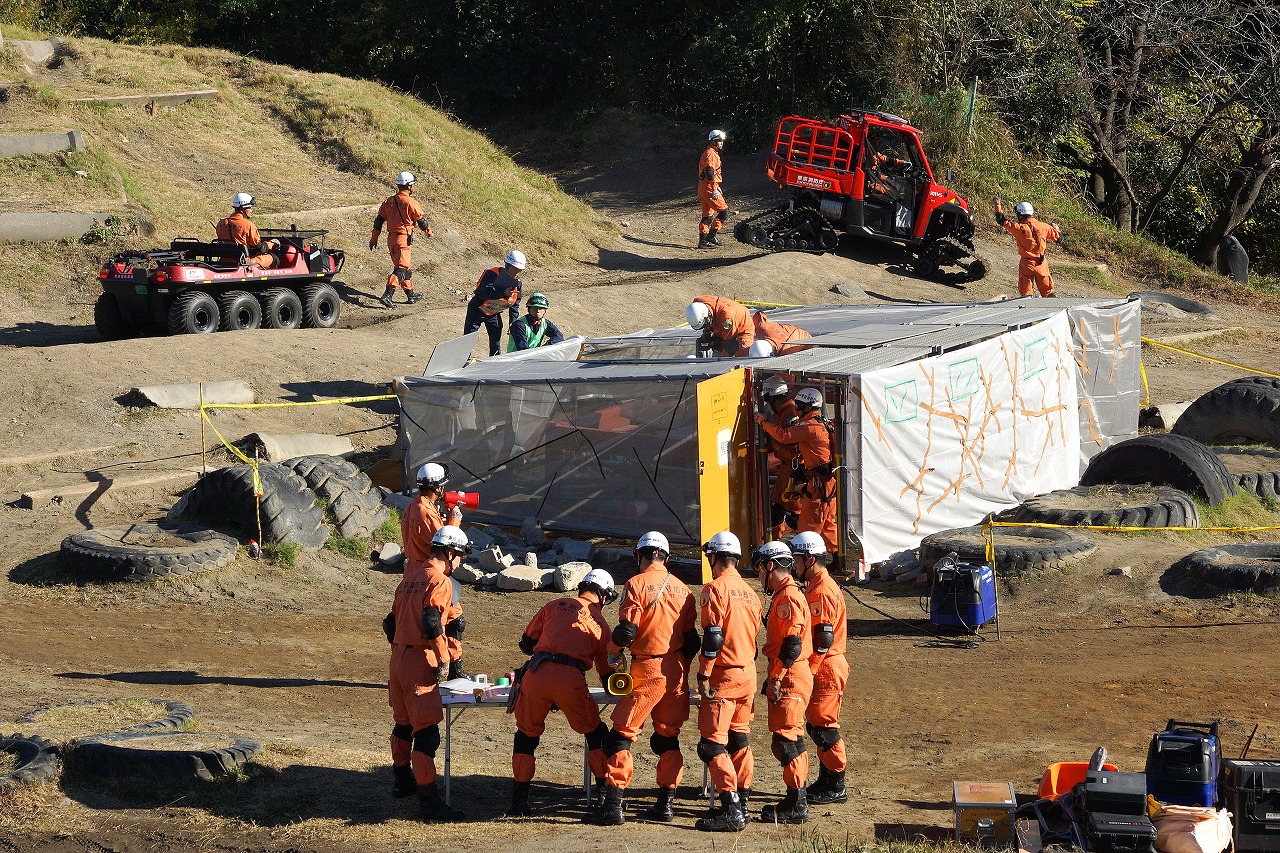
507;318;548;352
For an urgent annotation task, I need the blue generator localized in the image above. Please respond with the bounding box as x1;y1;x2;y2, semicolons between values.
1144;719;1221;807
930;558;997;633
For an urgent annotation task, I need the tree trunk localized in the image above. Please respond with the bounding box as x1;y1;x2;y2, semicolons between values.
1193;121;1280;267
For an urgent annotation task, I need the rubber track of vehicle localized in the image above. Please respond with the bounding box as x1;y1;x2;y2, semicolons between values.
17;698;195;734
285;454;388;538
1213;447;1280;499
0;733;60;788
168;463;328;549
733;206;831;255
918;524;1097;577
1172;377;1280;448
59;523;239;582
1079;433;1237;505
69;731;261;783
1170;543;1280;597
933;233;987;281
1008;485;1200;529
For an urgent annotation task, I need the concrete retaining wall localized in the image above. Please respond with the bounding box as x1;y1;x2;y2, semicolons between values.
0;212;113;243
68;89;220;108
0;130;84;158
6;36;66;64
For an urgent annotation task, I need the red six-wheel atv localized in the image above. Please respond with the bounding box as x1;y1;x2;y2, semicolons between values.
94;226;346;339
737;110;987;280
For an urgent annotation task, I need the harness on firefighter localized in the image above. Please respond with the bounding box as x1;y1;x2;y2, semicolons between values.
781;415;838;502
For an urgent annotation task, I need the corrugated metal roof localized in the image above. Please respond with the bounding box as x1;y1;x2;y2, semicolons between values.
803;323;950;347
766;345;933;374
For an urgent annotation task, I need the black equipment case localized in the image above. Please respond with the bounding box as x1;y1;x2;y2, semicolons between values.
1221;759;1280;852
1084;812;1157;853
1076;771;1149;817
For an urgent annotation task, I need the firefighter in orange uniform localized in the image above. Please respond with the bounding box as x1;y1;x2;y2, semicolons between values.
215;192;280;267
754;540;813;824
370;171;432;308
750;311;814;357
383;525;469;822
865;132;914;201
698;129;729;248
791;531;848;805
694;531;762;833
756;387;838;554
759;376;801;540
994;197;1061;298
508;569;617;819
594;532;699;825
686;295;754;358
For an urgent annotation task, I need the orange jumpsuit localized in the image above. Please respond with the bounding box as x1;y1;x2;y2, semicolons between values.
804;565;848;773
604;565;696;791
763;398;801;539
513;594;612;784
763;575;813;789
693;295;754;357
1000;215;1060;297
375;189;431;293
753;312;813;356
698;144;727;235
398;495;463;664
760;409;838;553
697;565;762;794
867;151;909;198
214;212;275;267
388;555;452;786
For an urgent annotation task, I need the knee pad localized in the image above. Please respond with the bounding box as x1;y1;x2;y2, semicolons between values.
402;269;412;281
806;723;842;753
715;210;729;223
726;731;750;754
393;266;410;283
392;723;413;743
771;733;805;765
649;732;679;756
586;722;608;751
770;502;786;527
603;728;633;757
700;217;716;227
696;737;728;764
413;724;441;757
513;730;540;755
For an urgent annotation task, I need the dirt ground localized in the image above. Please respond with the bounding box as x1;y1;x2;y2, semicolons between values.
3;118;1280;852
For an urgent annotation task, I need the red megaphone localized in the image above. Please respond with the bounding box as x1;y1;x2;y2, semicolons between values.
443;491;480;510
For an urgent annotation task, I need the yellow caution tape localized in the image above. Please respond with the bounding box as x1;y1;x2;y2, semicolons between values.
200;407;257;468
1141;336;1280;380
200;393;395;411
738;299;802;309
1139;359;1150;407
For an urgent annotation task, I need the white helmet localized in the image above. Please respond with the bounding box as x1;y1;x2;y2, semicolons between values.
708;129;727;142
794;388;823;409
636;531;670;556
753;539;794;567
789;531;827;557
431;524;471;555
1015;201;1034;217
686;301;712;330
504;250;527;270
416;462;449;488
396;171;416;187
580;568;618;604
761;376;790;398
703;531;742;558
232;192;255;209
749;340;776;358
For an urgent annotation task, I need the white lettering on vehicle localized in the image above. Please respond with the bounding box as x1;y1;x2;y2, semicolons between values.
795;174;832;190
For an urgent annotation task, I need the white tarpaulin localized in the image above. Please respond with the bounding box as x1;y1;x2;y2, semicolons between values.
850;313;1080;562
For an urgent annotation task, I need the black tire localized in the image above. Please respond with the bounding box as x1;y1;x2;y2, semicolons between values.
59;523;239;582
1171;544;1280;597
17;698;195;734
260;287;303;330
919;524;1097;577
1172;378;1280;448
1009;484;1200;529
218;290;262;332
94;292;132;341
284;455;388;538
68;730;261;783
168;463;328;549
1131;291;1217;317
1080;433;1237;505
301;283;341;329
167;290;220;335
1;733;60;788
1214;447;1280;499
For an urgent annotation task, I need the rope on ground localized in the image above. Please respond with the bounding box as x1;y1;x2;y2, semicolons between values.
1139;359;1150;407
1141;336;1280;380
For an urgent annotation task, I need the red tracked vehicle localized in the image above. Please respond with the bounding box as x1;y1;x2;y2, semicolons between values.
737;110;987;280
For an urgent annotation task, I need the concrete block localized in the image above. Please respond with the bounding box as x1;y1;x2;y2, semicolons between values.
373;542;402;566
8;36;65;64
0;212;116;243
67;88;220;108
131;380;254;409
454;563;490;584
478;546;514;573
1139;401;1195;431
521;516;549;549
830;281;865;300
0;130;84;158
249;433;354;462
895;566;922;583
554;537;595;562
465;526;496;552
552;561;592;593
595;547;626;564
475;571;499;588
496;567;550;591
523;551;539;568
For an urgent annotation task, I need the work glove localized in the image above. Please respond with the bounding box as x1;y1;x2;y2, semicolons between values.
754;412;767;425
901;160;913;172
763;676;782;704
424;225;433;237
696;673;717;700
712;189;722;200
448;505;463;524
368;230;380;251
435;664;449;682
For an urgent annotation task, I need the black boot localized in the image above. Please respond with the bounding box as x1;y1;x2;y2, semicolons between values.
760;786;809;824
447;659;470;680
391;763;416;797
739;787;751;822
404;290;422;304
643;786;675;822
707;231;725;247
379;287;396;308
695;791;747;832
808;767;847;805
506;780;532;817
418;783;465;822
583;778;606;819
698;231;713;249
589;784;625;825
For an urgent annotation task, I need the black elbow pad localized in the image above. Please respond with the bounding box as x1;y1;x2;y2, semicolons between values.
612;620;638;648
382;611;396;644
519;632;536;655
373;214;386;229
681;628;702;659
780;635;802;667
813;623;835;655
702;626;724;659
416;216;430;230
420;606;444;640
702;166;715;181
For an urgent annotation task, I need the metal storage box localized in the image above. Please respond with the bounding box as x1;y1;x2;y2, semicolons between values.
954;780;1016;844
